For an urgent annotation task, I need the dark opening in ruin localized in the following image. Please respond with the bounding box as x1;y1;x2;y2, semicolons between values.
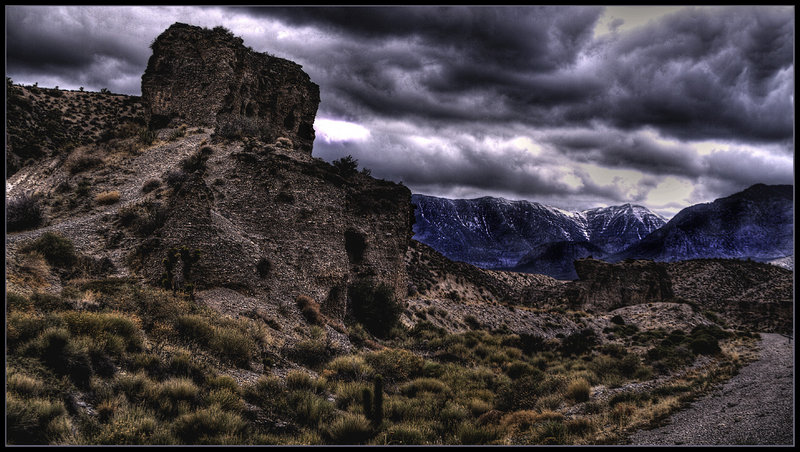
283;113;296;129
344;229;367;265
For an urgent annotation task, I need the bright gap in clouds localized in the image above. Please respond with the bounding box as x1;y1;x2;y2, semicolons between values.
594;5;687;38
314;118;371;143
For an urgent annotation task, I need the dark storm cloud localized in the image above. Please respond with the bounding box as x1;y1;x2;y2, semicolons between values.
591;6;794;143
5;6;157;93
545;129;704;177
237;6;609;125
244;5;792;146
313;129;578;199
241;6;604;72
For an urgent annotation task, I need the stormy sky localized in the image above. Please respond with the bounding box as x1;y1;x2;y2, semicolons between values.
5;5;794;218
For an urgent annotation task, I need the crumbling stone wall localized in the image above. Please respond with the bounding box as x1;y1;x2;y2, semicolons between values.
567;258;674;312
141;23;320;153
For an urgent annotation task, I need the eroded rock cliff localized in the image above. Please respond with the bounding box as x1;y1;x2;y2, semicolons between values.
142;23;320;153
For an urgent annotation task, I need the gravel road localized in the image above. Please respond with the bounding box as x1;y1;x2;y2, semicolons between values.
628;333;794;445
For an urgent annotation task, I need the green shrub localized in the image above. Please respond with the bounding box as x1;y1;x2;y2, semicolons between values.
7;192;44;232
333;381;371;410
180;151;207;173
61;311;143;353
689;335;720;355
618;353;643;378
168;351;208;382
286;370;314;390
365;348;424;382
535;420;567;444
440;401;470;426
175;314;215;343
400;378;451;397
455;421;498;445
206;388;244;412
496;374;541;411
138;128;157;145
6;394;70;444
116;371;157;403
95;405;176;445
159;377;199;402
7;311;47;348
560;329;598;356
210;327;254;367
380;422;433;445
207;374;240;393
172;405;249;444
332;155;359;176
174;315;253;366
245;375;285;408
289;391;334;428
7;373;46;397
610;314;625;325
287;338;330;367
566;378;591;402
22;232;77;267
326;355;375;382
325;413;374;445
348;279;403;338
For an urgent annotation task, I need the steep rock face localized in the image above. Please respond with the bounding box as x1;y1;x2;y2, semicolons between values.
141;23;320;153
614;184;793;263
566;258;674;312
133;143;413;322
667;259;793;334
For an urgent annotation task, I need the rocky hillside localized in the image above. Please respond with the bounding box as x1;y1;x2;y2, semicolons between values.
6;81;145;177
509;258;792;335
613;184;793;263
411;194;666;278
142;23;319;153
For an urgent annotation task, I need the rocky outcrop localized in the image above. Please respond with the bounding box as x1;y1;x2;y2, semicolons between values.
566;258;674;312
132;141;413;324
141;23;320;153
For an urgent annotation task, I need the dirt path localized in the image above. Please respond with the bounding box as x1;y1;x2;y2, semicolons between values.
628;333;794;445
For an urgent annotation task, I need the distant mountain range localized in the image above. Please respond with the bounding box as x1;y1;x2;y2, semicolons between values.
611;184;794;263
411;184;793;279
411;194;666;278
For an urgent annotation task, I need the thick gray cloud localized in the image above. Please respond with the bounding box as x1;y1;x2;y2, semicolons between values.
5;5;794;218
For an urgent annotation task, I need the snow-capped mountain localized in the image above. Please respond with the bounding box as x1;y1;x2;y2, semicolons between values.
411;194;667;277
612;184;793;263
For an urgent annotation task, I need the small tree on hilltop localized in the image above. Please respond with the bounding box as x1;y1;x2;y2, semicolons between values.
332;155;359;177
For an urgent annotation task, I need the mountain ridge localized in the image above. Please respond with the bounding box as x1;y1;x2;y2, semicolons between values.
411;193;667;278
612;184;793;263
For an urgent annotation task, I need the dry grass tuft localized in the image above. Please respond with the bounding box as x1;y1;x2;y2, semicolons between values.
95;191;121;205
